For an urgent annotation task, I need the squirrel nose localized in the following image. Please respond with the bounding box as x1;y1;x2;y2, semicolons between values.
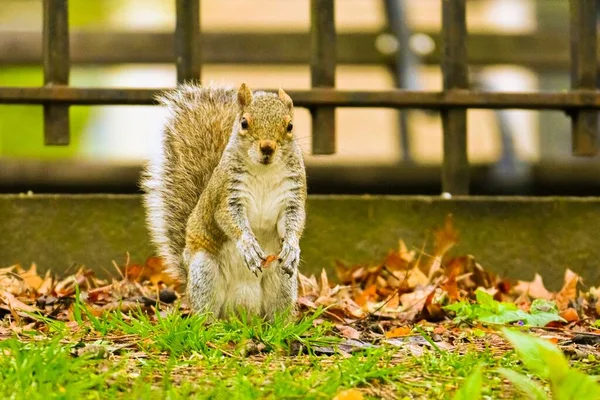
259;140;276;156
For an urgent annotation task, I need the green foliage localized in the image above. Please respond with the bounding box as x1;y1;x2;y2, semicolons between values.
497;368;547;400
0;337;110;399
444;288;565;327
1;0;110;159
68;304;339;359
453;366;482;400
500;328;600;400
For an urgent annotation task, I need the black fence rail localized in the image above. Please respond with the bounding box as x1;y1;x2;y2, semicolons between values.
1;0;599;196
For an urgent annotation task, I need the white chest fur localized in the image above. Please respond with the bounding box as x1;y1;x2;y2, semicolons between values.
241;161;292;246
214;160;293;316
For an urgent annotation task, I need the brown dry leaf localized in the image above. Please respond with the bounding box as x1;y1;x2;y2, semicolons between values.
434;214;459;257
399;287;434;320
0;265;25;294
355;284;377;308
386;292;400;309
405;266;430;289
144;256;177;286
1;291;37;313
336;324;361;340
298;273;319;297
37;272;54;296
19;263;44;291
385;326;412;338
297;296;317;310
261;254;278;268
333;389;364;400
124;263;144;281
556;269;580;310
513;273;553;300
441;275;460;302
383;247;409;271
319;269;330;298
559;307;579;323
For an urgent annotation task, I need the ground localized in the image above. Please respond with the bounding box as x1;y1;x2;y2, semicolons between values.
1;216;600;399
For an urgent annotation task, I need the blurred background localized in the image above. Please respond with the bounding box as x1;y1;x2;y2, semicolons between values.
1;0;599;195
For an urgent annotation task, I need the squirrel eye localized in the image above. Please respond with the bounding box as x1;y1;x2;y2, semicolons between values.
241;118;249;130
286;122;293;132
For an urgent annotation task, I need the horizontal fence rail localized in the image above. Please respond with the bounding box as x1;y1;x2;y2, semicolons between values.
0;31;592;71
2;87;600;109
2;0;599;196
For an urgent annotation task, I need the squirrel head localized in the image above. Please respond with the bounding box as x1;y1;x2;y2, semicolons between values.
233;83;296;166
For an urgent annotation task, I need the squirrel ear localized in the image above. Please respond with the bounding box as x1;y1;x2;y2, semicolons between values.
237;83;253;108
278;88;293;111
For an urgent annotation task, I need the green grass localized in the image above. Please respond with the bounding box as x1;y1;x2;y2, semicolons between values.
2;303;599;400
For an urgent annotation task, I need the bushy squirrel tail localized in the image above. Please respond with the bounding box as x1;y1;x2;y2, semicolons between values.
140;82;238;284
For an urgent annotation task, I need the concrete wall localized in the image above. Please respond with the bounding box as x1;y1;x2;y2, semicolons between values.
2;194;599;291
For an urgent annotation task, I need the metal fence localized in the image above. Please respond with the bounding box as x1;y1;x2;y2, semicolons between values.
0;0;599;195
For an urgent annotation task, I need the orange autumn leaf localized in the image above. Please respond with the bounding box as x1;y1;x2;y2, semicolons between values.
124;263;144;281
19;263;44;291
442;275;460;301
386;292;400;309
355;284;377;308
555;269;580;310
261;254;278;268
333;389;364;400
434;213;459;257
385;326;413;338
433;325;447;335
123;257;176;286
545;336;560;345
383;251;408;271
559;307;579;323
145;256;177;286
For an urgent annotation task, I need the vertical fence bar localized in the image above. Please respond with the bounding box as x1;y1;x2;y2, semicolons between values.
175;0;201;84
43;0;70;145
383;0;419;164
441;0;469;194
569;0;598;156
310;0;336;155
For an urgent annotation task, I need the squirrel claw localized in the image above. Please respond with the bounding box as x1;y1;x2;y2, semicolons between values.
281;264;294;278
237;233;266;278
277;240;300;279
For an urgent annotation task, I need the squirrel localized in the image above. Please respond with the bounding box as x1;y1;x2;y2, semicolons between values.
140;81;307;321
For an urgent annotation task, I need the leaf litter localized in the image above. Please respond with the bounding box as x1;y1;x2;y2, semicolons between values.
1;214;600;395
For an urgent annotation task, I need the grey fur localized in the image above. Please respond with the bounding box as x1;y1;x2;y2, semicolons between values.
140;82;307;320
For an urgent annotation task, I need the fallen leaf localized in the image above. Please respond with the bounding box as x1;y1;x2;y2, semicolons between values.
442;275;460;301
514;273;553;300
559;307;579;323
383;247;409;271
385;326;412;338
434;213;459;257
19;263;44;291
1;291;37;313
336;324;360;339
555;269;580;310
333;388;364;400
319;269;330;298
123;263;144;281
354;284;377;308
262;254;278;268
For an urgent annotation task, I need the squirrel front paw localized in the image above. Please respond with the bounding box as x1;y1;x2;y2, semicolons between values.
237;232;266;277
278;238;300;278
